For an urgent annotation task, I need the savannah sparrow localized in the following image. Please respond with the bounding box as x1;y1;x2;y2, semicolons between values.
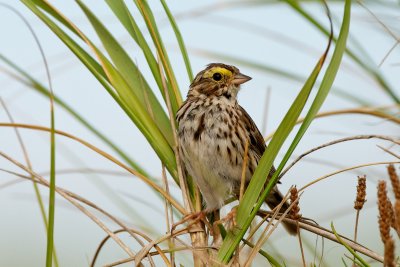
176;63;295;234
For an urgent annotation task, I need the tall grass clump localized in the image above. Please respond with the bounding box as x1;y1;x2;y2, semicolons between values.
0;0;399;266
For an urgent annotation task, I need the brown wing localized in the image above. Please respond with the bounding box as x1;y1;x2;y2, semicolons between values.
239;105;277;178
238;105;266;158
239;108;292;233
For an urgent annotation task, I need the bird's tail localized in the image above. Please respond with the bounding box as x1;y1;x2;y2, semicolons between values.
265;187;297;235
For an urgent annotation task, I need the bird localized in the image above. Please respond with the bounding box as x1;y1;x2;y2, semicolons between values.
176;63;296;234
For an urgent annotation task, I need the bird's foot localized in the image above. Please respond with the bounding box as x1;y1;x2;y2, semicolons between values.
213;207;237;231
171;211;212;234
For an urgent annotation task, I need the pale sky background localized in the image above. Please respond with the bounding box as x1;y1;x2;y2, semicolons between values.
0;1;399;266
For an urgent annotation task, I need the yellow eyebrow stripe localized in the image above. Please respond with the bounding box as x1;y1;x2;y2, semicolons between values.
203;67;232;78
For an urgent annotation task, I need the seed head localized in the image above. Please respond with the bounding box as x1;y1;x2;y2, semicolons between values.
289;186;301;220
384;237;396;267
388;164;400;200
354;175;367;210
377;181;392;243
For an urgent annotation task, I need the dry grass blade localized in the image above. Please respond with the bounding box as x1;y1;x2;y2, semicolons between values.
105;245;216;267
0;155;136;260
0;4;58;266
134;226;206;266
1;165;176;266
358;1;400;67
0;122;185;214
91;229;127;267
266;108;400;142
90;227;167;267
157;55;191;213
281;134;400;179
300;161;400;192
0;98;54;260
258;211;383;263
238;212;271;255
378;145;400;160
244;189;296;266
161;164;175;266
157;53;208;266
310;107;400;125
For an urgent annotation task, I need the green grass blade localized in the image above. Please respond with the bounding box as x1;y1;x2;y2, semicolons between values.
0;55;184;223
15;2;58;264
217;44;325;263
241;239;283;267
218;0;351;262
86;46;178;179
76;0;174;147
331;223;370;267
134;0;182;112
160;0;193;82
21;0;178;181
274;0;351;186
0;4;59;266
46;95;56;267
0;53;149;176
285;0;400;104
105;0;168;102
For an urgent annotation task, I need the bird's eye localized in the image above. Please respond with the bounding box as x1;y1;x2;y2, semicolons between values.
212;72;222;81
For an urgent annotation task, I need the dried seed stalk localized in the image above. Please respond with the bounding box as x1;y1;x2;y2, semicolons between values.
384;237;395;267
387;164;400;237
388;164;400;199
354;175;367;210
354;175;367;248
377;181;392;243
289;186;301;220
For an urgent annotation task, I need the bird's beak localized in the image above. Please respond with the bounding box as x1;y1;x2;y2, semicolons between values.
232;73;252;85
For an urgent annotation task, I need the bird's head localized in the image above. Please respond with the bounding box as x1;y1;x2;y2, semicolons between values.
188;63;251;99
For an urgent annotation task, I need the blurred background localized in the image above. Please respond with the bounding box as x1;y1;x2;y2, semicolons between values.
0;1;399;266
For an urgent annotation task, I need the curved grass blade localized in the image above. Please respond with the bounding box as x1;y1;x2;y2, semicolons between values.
46;95;56;267
273;0;351;188
1;56;185;224
217;0;351;262
76;0;174;147
105;0;167;102
21;0;178;180
160;0;193;82
285;0;400;104
134;0;182;112
0;4;60;266
22;0;174;148
331;223;369;267
241;239;283;267
11;2;59;264
0;54;149;177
